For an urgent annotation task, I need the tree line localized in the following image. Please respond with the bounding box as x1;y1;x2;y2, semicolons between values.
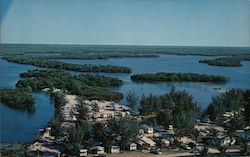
131;72;228;83
0;88;34;112
17;69;124;102
44;52;159;60
206;88;250;127
139;88;199;135
64;116;139;155
199;55;250;67
2;56;132;73
1;44;249;56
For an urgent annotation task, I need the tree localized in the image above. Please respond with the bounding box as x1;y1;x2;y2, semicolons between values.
173;111;196;137
108;117;140;149
198;144;209;157
77;106;89;121
218;146;227;157
207;88;246;121
49;115;62;136
140;89;198;136
193;129;201;143
207;104;217;121
208;129;228;157
92;122;111;145
64;123;90;155
157;109;172;128
139;94;158;115
244;89;250;126
126;90;139;110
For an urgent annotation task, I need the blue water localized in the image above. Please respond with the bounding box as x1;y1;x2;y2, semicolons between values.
0;54;249;143
59;54;250;108
0;59;54;143
0;92;54;143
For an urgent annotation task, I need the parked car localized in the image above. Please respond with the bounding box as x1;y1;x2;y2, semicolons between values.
150;147;162;155
180;144;191;150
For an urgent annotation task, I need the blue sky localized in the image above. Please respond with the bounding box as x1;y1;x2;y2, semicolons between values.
1;0;249;46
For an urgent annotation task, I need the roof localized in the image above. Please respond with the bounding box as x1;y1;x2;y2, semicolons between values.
141;125;153;130
141;136;156;146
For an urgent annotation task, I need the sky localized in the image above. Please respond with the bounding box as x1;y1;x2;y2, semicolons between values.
0;0;249;47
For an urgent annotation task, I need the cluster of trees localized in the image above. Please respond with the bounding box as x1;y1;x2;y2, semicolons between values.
2;56;132;73
131;72;228;83
48;91;67;136
2;44;249;56
76;74;122;87
0;88;34;111
17;69;124;102
45;52;159;60
64;116;139;155
106;117;140;148
206;88;250;126
139;88;198;134
199;55;250;67
0;143;27;157
64;121;91;155
126;90;139;110
63;97;140;155
20;69;68;78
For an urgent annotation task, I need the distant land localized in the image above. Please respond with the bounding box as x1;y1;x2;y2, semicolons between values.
0;44;250;56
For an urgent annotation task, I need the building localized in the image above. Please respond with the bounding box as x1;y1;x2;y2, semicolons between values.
236;129;250;141
110;146;120;153
127;143;137;151
137;140;150;149
91;146;105;155
79;149;87;157
208;134;234;147
161;139;170;147
141;136;156;147
236;127;250;155
142;125;154;134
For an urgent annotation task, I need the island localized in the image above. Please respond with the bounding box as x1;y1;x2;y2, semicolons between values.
2;56;132;73
44;52;159;59
131;72;228;83
1;46;250;157
199;55;250;67
17;69;124;101
0;88;34;111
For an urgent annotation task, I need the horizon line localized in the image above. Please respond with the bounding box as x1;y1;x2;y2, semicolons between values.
1;42;250;48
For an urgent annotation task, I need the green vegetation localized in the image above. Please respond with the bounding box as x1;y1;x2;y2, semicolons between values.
87;117;140;149
45;52;159;59
140;88;198;134
91;122;110;145
0;88;34;111
206;88;250;126
1;44;250;56
63;116;140;154
63;99;96;155
20;69;122;87
199;55;250;67
107;117;140;149
131;72;228;83
2;56;131;73
76;74;122;87
244;90;250;126
126;90;139;110
64;122;91;155
0;143;26;157
17;69;124;102
48;91;66;136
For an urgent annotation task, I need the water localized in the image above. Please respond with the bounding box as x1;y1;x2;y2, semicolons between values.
58;54;250;108
0;54;249;143
0;59;54;143
0;92;54;143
